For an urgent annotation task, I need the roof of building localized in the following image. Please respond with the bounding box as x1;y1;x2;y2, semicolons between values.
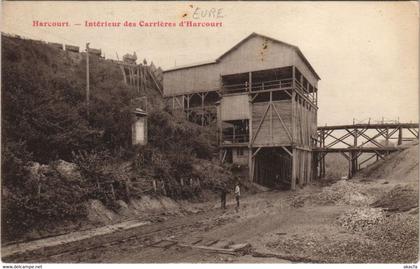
163;32;320;80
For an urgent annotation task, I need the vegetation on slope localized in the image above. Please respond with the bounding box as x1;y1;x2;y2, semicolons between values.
1;35;230;241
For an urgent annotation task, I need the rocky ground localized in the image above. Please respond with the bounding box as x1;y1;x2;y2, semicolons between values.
2;145;419;263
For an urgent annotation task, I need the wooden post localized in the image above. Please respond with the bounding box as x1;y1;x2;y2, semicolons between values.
299;150;304;187
186;95;190;121
86;43;90;118
270;92;273;143
153;180;157;192
249;148;253;181
348;153;352;179
398;126;403;145
37;182;41;197
354;128;358;147
351;151;357;176
125;178;131;199
291;148;297;190
233;124;236;143
201;93;205;126
120;66;127;84
292;66;296;144
110;183;116;200
249;72;252;92
162;182;167;196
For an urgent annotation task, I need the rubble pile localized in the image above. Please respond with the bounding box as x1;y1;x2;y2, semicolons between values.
290;180;372;207
371;184;418;212
266;233;376;263
313;180;372;206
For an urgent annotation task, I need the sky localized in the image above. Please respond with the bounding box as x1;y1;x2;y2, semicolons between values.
2;1;419;126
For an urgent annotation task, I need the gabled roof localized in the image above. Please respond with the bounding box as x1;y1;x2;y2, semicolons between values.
164;32;320;80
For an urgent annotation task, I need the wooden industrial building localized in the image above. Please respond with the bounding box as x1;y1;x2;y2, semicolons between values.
163;33;320;190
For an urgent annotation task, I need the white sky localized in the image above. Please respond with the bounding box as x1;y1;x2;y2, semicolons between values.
2;1;419;126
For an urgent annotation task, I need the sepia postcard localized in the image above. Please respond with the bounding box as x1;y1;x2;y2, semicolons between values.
1;1;419;267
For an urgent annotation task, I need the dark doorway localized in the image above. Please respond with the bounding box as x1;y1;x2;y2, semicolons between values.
254;147;292;189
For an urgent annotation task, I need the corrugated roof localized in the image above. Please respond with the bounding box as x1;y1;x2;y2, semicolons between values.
163;32;320;80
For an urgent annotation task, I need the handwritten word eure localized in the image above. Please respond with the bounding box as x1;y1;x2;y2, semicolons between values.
192;7;224;20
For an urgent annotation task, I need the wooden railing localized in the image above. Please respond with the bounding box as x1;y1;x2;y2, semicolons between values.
222;134;249;144
221;77;318;107
222;78;293;94
294;80;316;104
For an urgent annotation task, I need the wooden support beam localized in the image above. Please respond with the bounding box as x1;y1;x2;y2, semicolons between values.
358;131;385;148
221;149;227;164
270;92;273;144
407;128;419;138
252;147;262;158
272;104;293;142
248;147;253;181
398;127;403;145
354;128;358;147
325;132;353;148
358;153;376;169
292;91;296;144
351;151;358;175
249;72;252;92
298;150;304;187
250;103;270;145
281;146;292;156
291;148;297;190
340;152;350;161
373;150;385;160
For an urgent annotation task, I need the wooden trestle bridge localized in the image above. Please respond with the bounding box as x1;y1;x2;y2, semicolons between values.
314;122;419;179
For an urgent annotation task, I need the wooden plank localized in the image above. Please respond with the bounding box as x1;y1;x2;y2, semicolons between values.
175;242;238;255
281;146;292;156
272;104;292;142
250;103;270;145
252;251;317;263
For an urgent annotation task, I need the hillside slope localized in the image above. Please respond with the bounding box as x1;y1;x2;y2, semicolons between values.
1;34;231;242
357;142;419;182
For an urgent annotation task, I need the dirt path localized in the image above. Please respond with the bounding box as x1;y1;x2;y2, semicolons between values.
2;190;304;263
3;176;418;263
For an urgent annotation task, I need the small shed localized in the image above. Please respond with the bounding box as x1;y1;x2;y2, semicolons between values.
132;108;148;146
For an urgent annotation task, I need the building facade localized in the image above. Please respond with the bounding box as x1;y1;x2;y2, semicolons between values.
163;33;320;190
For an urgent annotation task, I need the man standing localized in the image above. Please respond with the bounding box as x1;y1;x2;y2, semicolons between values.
220;183;227;210
234;182;240;212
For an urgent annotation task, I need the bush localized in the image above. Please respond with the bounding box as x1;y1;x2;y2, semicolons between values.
1;35;227;241
2;164;87;241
